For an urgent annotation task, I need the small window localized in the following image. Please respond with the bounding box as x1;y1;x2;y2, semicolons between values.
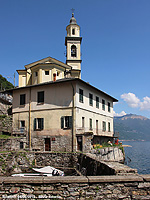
96;96;99;108
82;117;85;128
34;118;44;130
89;93;93;106
79;89;83;103
35;72;38;77
71;45;77;57
102;99;105;111
108;122;111;132
20;94;26;105
45;71;49;75
20;120;25;128
89;118;92;130
102;121;106;132
72;28;75;35
61;116;72;129
96;120;98;134
37;91;44;103
108;102;111;112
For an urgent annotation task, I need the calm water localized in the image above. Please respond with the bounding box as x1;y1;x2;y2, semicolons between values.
123;141;150;174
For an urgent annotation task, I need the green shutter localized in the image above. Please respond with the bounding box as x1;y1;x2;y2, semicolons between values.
69;116;72;129
61;117;64;129
41;118;44;130
34;118;36;131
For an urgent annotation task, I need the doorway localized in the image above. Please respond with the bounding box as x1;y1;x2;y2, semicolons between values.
77;136;82;151
45;138;51;151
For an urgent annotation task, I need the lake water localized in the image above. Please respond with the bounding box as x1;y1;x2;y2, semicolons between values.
122;141;150;174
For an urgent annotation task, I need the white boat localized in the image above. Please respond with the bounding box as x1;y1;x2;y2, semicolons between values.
12;166;64;177
33;166;64;176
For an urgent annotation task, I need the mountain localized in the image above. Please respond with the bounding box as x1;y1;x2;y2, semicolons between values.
114;114;150;141
0;74;14;91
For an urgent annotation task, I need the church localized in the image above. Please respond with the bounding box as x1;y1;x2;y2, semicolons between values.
12;13;118;152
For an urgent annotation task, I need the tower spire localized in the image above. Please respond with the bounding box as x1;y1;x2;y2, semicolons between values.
65;12;82;78
71;8;75;17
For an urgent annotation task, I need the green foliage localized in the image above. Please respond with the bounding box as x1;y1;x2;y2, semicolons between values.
0;74;14;91
94;142;122;149
0;115;7;119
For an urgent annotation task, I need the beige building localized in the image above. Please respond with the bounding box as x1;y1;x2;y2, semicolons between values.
12;13;118;152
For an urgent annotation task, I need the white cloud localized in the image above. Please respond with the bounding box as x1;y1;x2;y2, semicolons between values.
121;93;140;108
113;111;126;117
140;96;150;110
121;93;150;111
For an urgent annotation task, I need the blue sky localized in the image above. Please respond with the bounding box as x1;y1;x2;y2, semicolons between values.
0;0;150;118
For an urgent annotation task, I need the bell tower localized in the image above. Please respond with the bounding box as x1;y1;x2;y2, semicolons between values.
65;11;82;78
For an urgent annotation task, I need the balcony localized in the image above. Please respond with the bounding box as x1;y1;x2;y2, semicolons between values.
76;127;114;137
12;127;27;137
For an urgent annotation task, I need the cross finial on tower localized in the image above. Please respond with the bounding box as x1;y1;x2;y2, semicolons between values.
71;8;75;17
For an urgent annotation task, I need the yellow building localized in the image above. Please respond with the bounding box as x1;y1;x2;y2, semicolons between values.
12;13;118;152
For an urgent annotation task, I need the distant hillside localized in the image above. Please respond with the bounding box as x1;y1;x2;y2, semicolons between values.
114;114;150;141
0;75;14;91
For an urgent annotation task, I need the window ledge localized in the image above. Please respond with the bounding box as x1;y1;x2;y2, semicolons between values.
37;103;44;105
19;105;25;107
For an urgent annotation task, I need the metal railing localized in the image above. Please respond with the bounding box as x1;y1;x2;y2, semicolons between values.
76;127;114;137
12;127;27;137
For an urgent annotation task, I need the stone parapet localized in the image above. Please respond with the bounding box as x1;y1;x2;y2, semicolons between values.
0;175;150;199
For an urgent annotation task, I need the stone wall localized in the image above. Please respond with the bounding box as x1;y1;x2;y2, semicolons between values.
90;147;124;163
0;151;135;177
0;137;27;151
0;175;150;199
0;152;78;176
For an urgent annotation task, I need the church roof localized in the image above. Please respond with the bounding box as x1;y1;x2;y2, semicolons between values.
9;78;118;102
24;56;71;70
70;13;77;25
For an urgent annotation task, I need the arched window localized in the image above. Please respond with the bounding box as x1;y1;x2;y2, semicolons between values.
71;45;77;57
72;28;75;35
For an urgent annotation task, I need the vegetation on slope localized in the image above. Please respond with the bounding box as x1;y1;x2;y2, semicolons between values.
0;74;14;91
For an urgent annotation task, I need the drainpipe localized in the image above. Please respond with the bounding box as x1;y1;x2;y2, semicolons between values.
29;87;31;150
71;82;75;152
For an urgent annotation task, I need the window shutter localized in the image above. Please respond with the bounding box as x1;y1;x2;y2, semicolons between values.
69;116;72;129
61;117;64;129
41;118;44;130
34;118;36;131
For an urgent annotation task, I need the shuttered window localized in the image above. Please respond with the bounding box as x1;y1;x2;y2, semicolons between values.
89;93;93;106
79;89;84;103
102;99;105;111
89;118;92;130
37;91;44;103
96;96;99;108
108;122;111;132
20;94;25;105
108;102;111;112
34;118;44;130
102;121;106;132
61;116;72;129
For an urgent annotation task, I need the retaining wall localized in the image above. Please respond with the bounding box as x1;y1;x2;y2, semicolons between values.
0;175;150;199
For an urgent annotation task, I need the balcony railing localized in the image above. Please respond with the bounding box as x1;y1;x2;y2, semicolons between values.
12;127;27;137
113;131;119;138
76;127;114;137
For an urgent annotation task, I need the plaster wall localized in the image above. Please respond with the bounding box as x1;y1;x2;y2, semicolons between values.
75;82;114;136
13;82;73;113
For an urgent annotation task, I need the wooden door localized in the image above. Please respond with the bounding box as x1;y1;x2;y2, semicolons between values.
45;138;51;151
77;136;82;151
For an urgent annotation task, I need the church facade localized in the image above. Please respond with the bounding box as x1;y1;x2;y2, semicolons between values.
12;13;118;152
